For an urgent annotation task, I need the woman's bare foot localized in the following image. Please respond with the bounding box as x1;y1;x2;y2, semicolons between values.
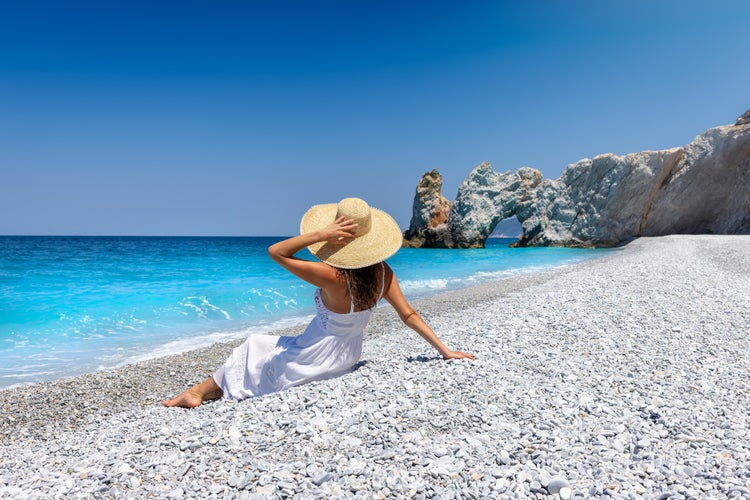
161;377;224;408
161;388;204;408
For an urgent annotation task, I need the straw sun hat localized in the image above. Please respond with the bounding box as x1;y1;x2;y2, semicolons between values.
300;198;403;269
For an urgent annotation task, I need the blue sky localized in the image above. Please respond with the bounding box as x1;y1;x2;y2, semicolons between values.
1;1;748;236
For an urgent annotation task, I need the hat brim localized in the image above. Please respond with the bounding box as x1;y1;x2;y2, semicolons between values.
300;203;403;269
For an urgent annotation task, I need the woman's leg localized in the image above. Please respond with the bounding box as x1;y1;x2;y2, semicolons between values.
161;376;224;408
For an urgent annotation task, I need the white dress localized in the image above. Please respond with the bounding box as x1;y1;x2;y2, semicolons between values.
213;267;384;400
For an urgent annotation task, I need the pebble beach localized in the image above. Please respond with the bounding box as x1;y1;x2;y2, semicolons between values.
1;234;749;499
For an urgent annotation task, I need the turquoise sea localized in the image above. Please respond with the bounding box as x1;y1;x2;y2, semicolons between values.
0;236;608;388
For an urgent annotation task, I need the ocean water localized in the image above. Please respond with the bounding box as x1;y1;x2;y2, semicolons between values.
0;236;609;388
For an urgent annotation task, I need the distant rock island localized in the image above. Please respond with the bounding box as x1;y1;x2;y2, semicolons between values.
404;109;750;248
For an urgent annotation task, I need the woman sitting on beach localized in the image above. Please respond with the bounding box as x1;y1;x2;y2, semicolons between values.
162;198;474;408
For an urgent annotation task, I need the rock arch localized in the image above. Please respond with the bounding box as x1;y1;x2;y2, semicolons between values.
403;163;542;248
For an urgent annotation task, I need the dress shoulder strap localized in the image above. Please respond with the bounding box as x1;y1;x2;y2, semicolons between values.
345;264;386;313
344;273;355;313
379;262;386;300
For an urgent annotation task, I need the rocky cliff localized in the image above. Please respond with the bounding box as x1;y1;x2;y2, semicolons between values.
404;110;750;248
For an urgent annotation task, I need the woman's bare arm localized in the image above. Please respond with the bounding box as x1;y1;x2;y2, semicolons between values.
383;265;475;360
267;217;357;288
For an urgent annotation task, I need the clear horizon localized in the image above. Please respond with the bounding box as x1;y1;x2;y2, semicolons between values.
1;1;748;236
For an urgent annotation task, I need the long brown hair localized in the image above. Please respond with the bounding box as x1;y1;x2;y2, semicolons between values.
336;263;385;311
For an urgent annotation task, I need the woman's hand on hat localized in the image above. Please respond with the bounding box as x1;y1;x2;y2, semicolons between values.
442;350;475;361
319;216;358;245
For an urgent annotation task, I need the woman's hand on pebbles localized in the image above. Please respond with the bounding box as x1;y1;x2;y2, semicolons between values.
442;350;475;361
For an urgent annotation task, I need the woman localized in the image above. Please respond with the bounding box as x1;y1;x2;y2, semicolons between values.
162;198;474;408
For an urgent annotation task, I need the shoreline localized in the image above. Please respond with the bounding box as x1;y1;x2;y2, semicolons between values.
0;248;618;442
0;236;598;391
2;235;749;498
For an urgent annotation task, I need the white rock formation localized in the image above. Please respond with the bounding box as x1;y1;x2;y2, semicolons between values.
448;163;542;247
518;115;750;246
404;109;750;247
515;149;684;246
403;164;542;248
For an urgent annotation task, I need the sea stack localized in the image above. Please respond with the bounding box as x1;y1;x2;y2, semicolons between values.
402;169;453;248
